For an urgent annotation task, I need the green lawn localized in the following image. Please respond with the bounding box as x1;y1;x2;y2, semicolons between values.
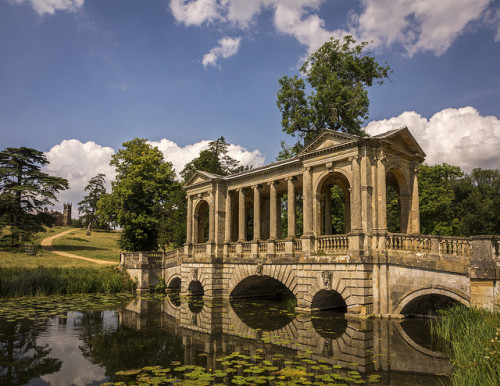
51;228;122;262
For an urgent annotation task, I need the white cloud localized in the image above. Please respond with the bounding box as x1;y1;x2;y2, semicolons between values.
43;138;265;216
43;140;116;216
352;0;492;56
12;0;84;15
202;36;242;67
169;0;220;26
365;106;500;171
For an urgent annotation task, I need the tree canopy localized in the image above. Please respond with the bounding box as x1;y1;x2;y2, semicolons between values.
77;173;107;234
0;147;69;245
277;35;391;157
97;139;181;251
180;137;244;182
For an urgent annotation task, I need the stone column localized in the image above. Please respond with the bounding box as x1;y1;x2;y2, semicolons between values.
186;195;193;244
269;181;278;240
253;185;262;240
302;167;313;236
287;177;296;238
350;155;362;232
224;190;232;243
238;188;246;242
324;185;332;235
376;151;387;249
410;164;420;234
209;190;215;243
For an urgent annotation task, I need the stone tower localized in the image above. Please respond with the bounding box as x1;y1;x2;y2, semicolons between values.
63;203;72;226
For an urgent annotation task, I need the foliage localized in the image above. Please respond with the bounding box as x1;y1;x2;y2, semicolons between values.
97;138;181;251
157;185;187;249
277;35;391;157
180;136;245;182
0;266;135;297
432;305;500;385
77;173;108;233
418;164;500;236
0;147;69;245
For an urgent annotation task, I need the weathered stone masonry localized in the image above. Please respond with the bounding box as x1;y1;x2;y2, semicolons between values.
122;128;500;318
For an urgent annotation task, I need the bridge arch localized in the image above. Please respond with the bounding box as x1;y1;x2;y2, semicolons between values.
227;264;298;300
304;271;357;311
167;276;181;292
394;287;470;316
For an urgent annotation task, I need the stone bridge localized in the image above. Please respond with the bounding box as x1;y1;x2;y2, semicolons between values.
121;127;500;318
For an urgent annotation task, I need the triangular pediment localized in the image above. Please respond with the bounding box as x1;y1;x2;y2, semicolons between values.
298;130;358;156
373;127;426;157
183;171;222;188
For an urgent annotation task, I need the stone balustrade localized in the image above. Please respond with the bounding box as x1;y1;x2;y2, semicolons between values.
316;235;349;253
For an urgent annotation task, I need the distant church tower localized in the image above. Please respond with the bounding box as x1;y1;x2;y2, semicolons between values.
63;203;72;226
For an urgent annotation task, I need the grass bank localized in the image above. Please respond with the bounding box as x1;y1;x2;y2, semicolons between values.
52;228;121;262
0;266;135;297
432;305;500;385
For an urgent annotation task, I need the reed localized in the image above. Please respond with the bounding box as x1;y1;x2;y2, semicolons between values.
432;305;500;385
0;266;135;297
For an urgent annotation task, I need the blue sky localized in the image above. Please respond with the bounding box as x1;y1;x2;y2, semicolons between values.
1;0;500;209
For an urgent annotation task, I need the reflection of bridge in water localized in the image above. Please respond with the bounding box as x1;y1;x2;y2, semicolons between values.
119;296;452;383
122;128;499;318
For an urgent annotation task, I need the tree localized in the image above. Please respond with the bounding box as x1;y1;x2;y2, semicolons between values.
0;147;69;246
77;173;107;235
97;139;179;251
277;35;391;157
180;137;244;182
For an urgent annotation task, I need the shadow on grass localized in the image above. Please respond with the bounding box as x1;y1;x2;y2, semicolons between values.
52;245;107;252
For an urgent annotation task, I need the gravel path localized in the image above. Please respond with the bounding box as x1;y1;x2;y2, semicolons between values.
41;229;117;265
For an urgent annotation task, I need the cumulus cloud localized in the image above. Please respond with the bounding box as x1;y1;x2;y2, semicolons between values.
169;0;220;26
43;138;265;217
12;0;84;15
202;36;242;67
365;106;500;171
351;0;491;56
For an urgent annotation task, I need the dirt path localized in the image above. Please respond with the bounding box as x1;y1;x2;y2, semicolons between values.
41;229;117;266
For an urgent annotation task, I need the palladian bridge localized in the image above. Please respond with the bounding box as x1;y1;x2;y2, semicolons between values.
121;128;500;318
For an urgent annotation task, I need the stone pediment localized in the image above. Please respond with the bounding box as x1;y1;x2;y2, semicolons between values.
297;130;358;156
184;171;222;188
373;127;426;157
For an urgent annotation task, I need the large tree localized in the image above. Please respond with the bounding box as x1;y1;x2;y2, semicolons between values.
180;137;244;182
77;173;107;235
0;147;69;245
97;139;180;251
277;35;391;157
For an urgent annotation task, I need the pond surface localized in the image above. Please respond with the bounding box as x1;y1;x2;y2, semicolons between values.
0;293;452;385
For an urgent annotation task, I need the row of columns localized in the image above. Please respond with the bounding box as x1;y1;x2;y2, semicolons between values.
224;176;300;243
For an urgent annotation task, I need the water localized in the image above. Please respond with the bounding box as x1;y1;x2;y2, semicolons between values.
0;293;452;385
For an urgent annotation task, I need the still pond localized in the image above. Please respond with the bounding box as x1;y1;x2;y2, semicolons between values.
0;293;451;385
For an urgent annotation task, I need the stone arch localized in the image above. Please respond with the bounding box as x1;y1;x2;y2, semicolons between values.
314;170;352;235
308;272;355;310
167;276;181;291
386;166;411;233
188;280;204;296
227;264;298;299
194;199;210;243
393;287;470;316
394;322;447;359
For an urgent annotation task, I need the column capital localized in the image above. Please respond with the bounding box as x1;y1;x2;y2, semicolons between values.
251;183;263;190
302;166;312;173
325;161;334;170
348;155;360;162
285;176;297;182
267;180;279;187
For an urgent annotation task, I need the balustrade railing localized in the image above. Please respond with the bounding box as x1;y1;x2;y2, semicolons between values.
293;239;302;252
316;235;348;252
242;242;252;256
258;242;268;254
275;241;285;253
387;234;432;253
439;237;471;257
494;237;500;257
228;243;236;254
193;244;206;255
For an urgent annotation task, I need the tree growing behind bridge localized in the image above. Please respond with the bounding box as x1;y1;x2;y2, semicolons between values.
77;173;108;235
277;35;391;158
97;139;182;251
0;147;69;246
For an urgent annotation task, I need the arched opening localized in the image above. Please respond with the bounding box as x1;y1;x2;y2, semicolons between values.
167;277;181;307
187;280;204;314
311;290;347;312
318;173;350;235
386;169;409;233
195;200;209;243
230;276;297;331
400;294;460;318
